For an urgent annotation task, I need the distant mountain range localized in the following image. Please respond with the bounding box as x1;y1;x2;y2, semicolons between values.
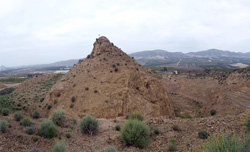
1;49;250;74
130;49;250;59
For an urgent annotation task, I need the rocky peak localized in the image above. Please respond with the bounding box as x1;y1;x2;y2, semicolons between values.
90;36;116;58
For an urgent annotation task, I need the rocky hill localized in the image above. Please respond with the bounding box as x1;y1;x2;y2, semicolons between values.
43;37;174;118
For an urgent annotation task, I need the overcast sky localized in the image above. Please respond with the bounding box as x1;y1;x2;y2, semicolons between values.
1;0;250;67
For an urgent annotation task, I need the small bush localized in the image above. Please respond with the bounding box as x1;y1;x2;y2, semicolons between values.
172;125;181;132
199;134;250;152
114;68;118;72
47;104;52;110
104;146;116;152
168;144;177;152
85;87;89;91
32;136;39;142
25;127;34;135
154;128;160;135
38;119;55;138
40;97;45;102
94;90;98;93
20;117;32;127
136;86;139;90
115;125;120;131
51;108;66;126
129;111;144;121
70;103;74;108
125;113;130;119
210;109;216;116
121;120;150;148
14;112;23;121
79;115;99;135
71;96;75;102
29;147;40;152
65;133;71;138
56;93;61;97
198;130;209;139
17;102;22;107
0;120;8;133
244;111;250;131
1;108;10;116
32;110;41;119
52;141;66;152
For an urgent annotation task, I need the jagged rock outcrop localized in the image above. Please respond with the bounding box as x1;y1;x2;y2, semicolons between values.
43;36;174;118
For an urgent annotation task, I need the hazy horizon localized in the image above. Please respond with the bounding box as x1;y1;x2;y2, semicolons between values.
1;0;250;67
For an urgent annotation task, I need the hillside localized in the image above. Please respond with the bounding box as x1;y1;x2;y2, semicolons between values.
43;37;174;118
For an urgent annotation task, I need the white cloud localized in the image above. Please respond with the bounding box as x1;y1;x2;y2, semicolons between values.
0;0;250;66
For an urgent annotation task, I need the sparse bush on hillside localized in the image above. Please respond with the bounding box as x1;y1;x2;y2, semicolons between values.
71;96;75;102
65;133;71;138
244;110;250;131
168;138;177;152
20;117;32;127
129;111;144;121
51;108;66;126
32;110;41;119
40;97;45;102
115;125;120;131
85;87;89;91
198;134;250;152
104;146;116;152
56;93;61;97
25;127;34;135
79;115;99;135
47;104;52;110
52;141;66;152
32;136;39;142
114;68;118;72
153;127;160;135
14;111;23;121
29;147;40;152
172;125;181;132
94;90;98;93
1;108;10;116
121;120;150;148
70;103;74;108
17;102;21;107
210;109;216;116
0;120;8;133
136;86;139;90
198;130;209;139
38;119;55;138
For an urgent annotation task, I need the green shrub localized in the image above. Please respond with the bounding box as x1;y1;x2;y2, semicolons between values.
79;115;99;135
94;90;98;93
115;125;120;131
199;134;250;152
38;119;55;138
32;136;39;142
66;133;71;138
1;108;10;116
0;120;8;133
244;111;250;131
198;130;209;139
20;117;32;127
40;97;45;102
168;144;177;152
71;96;75;102
29;147;40;152
153;127;160;135
104;146;116;152
25;127;34;135
52;141;66;152
210;109;216;116
51;108;66;126
47;104;52;110
17;102;21;107
129;111;144;121
56;93;61;97
85;87;89;91
32;110;41;119
14;111;23;121
121;120;150;148
70;103;74;108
